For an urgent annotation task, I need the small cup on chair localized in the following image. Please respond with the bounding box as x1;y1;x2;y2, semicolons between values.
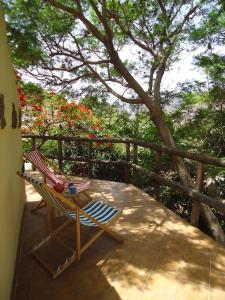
68;184;77;194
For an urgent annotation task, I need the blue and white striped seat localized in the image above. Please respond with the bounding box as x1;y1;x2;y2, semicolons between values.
69;201;120;226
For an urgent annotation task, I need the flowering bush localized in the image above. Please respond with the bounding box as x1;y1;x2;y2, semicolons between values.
16;73;113;148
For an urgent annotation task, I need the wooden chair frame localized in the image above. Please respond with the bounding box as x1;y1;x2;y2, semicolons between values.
18;171;123;278
35;185;123;278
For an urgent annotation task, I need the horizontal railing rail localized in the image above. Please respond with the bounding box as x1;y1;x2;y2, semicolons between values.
22;134;225;226
22;134;225;168
130;163;225;214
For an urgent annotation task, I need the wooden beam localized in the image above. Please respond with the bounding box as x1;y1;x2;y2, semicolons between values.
88;142;93;178
130;163;225;215
31;137;36;170
124;142;130;183
58;140;63;171
153;151;161;201
132;144;138;185
76;207;81;261
190;162;204;227
22;134;225;168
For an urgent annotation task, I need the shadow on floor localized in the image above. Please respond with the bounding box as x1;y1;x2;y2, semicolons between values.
12;177;225;300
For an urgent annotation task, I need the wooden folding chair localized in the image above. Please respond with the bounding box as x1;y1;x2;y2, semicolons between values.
17;172;123;278
23;150;91;212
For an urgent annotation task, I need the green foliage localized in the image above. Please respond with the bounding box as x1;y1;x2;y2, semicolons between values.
190;1;225;46
3;0;74;67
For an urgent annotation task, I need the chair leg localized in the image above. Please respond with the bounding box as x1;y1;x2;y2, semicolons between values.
32;244;77;279
31;199;46;212
46;203;53;233
80;229;105;255
32;219;73;254
31;219;74;278
53;251;77;279
76;208;81;260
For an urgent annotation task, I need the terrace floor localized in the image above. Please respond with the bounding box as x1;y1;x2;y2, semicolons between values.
12;174;225;300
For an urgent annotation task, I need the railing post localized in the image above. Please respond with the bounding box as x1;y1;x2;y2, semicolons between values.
124;142;130;183
132;143;138;185
31;137;36;151
153;151;161;201
31;137;36;170
58;140;63;171
88;142;93;178
191;162;204;227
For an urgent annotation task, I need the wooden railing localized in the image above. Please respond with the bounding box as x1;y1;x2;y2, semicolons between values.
22;134;225;226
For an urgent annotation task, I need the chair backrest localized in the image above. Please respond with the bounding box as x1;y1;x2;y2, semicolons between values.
24;150;64;185
20;172;72;218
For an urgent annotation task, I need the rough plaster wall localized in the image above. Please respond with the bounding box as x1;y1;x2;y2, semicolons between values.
0;3;25;300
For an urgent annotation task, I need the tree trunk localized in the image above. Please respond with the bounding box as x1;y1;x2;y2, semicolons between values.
199;204;225;246
200;178;225;246
150;104;225;246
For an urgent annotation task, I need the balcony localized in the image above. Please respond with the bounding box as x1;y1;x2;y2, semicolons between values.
12;136;225;300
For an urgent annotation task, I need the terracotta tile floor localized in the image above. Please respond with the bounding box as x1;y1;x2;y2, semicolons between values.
12;176;225;300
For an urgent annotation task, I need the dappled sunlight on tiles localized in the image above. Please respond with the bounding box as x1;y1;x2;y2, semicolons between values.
175;280;209;300
13;174;225;300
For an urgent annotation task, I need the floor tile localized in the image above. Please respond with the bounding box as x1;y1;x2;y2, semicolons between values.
144;271;179;298
142;290;171;300
210;270;225;291
175;280;209;300
106;284;142;300
180;262;209;284
210;288;225;300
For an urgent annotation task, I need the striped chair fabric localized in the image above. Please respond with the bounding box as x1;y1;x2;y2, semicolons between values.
69;201;120;227
24;150;90;192
22;172;120;227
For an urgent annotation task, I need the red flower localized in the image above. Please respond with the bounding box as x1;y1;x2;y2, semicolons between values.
88;133;95;138
19;94;26;107
21;127;29;133
31;104;42;112
64;114;70;120
34;105;42;112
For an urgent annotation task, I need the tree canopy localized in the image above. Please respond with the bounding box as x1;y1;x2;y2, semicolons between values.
4;0;207;103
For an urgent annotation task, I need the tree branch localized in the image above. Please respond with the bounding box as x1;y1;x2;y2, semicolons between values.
86;64;142;105
156;0;167;15
46;0;106;43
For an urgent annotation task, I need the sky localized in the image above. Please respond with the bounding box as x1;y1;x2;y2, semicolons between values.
162;49;206;91
119;44;208;94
